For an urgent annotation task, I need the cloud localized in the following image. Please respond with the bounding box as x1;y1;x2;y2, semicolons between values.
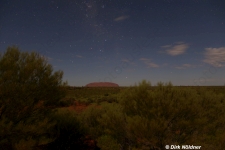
174;63;202;69
121;58;135;64
114;15;129;21
175;63;192;69
139;58;149;61
121;59;136;65
76;55;83;58
176;63;204;69
162;42;189;56
183;64;191;67
121;59;130;63
203;47;225;67
140;58;159;68
161;45;171;48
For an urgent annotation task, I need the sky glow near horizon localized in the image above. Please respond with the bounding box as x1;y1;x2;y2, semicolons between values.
0;0;225;86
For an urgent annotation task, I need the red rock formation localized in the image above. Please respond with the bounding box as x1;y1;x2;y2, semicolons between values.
85;82;119;87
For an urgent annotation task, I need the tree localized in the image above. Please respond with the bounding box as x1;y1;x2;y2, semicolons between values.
0;46;67;149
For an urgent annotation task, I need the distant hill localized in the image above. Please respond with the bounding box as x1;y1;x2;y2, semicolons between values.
85;82;119;87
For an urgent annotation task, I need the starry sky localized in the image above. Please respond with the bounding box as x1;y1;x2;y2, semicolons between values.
0;0;225;86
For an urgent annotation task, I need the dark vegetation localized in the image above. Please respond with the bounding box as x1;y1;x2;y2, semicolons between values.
85;82;119;87
1;47;225;150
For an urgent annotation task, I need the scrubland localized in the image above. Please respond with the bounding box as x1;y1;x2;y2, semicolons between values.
2;81;225;150
1;47;225;150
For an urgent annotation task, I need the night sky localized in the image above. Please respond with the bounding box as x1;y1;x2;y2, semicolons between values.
0;0;225;86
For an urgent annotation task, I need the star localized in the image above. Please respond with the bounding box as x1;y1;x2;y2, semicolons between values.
1;0;224;86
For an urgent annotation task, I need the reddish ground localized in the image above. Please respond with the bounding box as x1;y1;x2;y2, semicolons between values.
67;101;89;113
67;101;102;113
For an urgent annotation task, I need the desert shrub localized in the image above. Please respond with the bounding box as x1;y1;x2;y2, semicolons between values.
87;97;94;104
41;109;88;150
94;94;118;104
105;94;118;103
96;97;105;104
77;97;95;105
194;89;225;149
96;135;120;150
119;80;225;149
14;137;36;150
0;46;67;149
77;80;225;149
97;103;127;144
57;97;75;107
80;104;106;137
80;102;129;149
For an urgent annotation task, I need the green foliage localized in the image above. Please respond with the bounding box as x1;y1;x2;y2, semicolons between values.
44;109;86;150
80;80;225;150
1;47;224;150
66;87;120;104
57;97;75;107
80;104;105;137
0;46;67;149
97;103;126;143
119;81;225;149
96;135;120;150
80;102;128;148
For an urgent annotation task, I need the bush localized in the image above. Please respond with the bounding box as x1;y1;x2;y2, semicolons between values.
75;80;225;149
80;102;129;149
42;109;86;149
0;46;67;149
57;98;75;107
96;135;120;150
119;80;225;149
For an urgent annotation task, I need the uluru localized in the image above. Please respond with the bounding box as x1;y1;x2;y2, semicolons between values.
85;82;119;87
